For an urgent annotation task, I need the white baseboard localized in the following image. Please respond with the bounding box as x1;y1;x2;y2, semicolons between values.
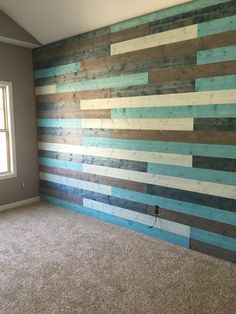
0;196;40;212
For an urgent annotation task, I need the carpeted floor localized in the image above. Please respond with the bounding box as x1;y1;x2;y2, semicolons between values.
0;202;235;314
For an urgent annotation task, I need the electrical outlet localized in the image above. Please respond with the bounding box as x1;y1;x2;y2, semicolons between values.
155;205;160;216
20;182;25;189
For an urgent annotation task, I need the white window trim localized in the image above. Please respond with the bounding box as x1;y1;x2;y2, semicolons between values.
0;81;17;180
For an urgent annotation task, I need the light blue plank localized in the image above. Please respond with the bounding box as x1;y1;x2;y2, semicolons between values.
110;0;231;33
196;74;236;91
39;157;83;172
111;104;236;119
34;62;80;79
197;45;236;65
147;163;236;186
198;15;236;37
82;137;236;159
112;187;236;226
37;119;82;128
40;194;189;248
191;228;236;252
56;73;148;93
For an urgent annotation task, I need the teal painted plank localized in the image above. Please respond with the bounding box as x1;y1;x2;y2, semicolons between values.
198;14;236;37
111;104;236;119
82;137;236;159
56;73;148;93
39;157;83;172
34;62;80;79
197;45;236;65
40;194;189;248
112;187;236;226
147;163;236;185
110;0;231;32
191;228;236;252
196;74;236;91
37;119;82;128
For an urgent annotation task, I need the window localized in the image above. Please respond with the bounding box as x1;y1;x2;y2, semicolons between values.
0;82;16;179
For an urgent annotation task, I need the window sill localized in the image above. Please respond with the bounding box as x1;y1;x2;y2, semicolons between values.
0;172;17;180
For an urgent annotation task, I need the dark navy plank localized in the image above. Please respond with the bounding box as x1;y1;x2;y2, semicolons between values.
193;156;236;172
147;184;235;213
194;118;236;131
39;150;147;172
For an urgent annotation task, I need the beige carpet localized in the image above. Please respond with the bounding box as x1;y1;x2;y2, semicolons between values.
0;201;235;314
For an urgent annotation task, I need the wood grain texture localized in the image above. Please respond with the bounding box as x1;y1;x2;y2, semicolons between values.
111;25;198;56
111;130;236;145
150;61;236;84
81;30;236;72
39;165;147;193
38;108;111;119
110;0;230;32
34;2;236;262
39;152;148;172
150;1;236;35
38;141;193;167
147;184;236;213
193;156;236;172
151;207;236;238
80;89;236;110
190;239;236;263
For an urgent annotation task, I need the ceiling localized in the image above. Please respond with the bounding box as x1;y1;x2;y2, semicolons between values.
0;0;191;45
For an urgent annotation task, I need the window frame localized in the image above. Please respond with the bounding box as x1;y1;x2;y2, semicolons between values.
0;81;17;180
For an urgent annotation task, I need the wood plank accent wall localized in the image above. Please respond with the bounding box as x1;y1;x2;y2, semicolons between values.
33;0;236;263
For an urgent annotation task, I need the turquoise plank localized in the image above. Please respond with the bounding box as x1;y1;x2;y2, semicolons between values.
197;45;236;65
37;119;82;128
191;228;236;252
34;62;80;79
147;163;236;186
111;104;236;119
198;15;236;37
40;194;189;248
39;157;83;172
196;74;236;91
56;73;148;93
112;187;236;226
110;0;231;33
82;137;236;159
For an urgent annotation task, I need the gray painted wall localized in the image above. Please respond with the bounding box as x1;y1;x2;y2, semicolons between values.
0;9;40;46
0;42;39;205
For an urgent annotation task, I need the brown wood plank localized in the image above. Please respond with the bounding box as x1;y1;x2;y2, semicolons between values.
38;135;82;145
150;60;236;84
111;130;236;145
39;165;147;193
36;89;111;107
38;108;111;119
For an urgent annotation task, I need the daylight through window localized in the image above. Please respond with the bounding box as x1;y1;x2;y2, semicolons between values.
0;82;16;178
